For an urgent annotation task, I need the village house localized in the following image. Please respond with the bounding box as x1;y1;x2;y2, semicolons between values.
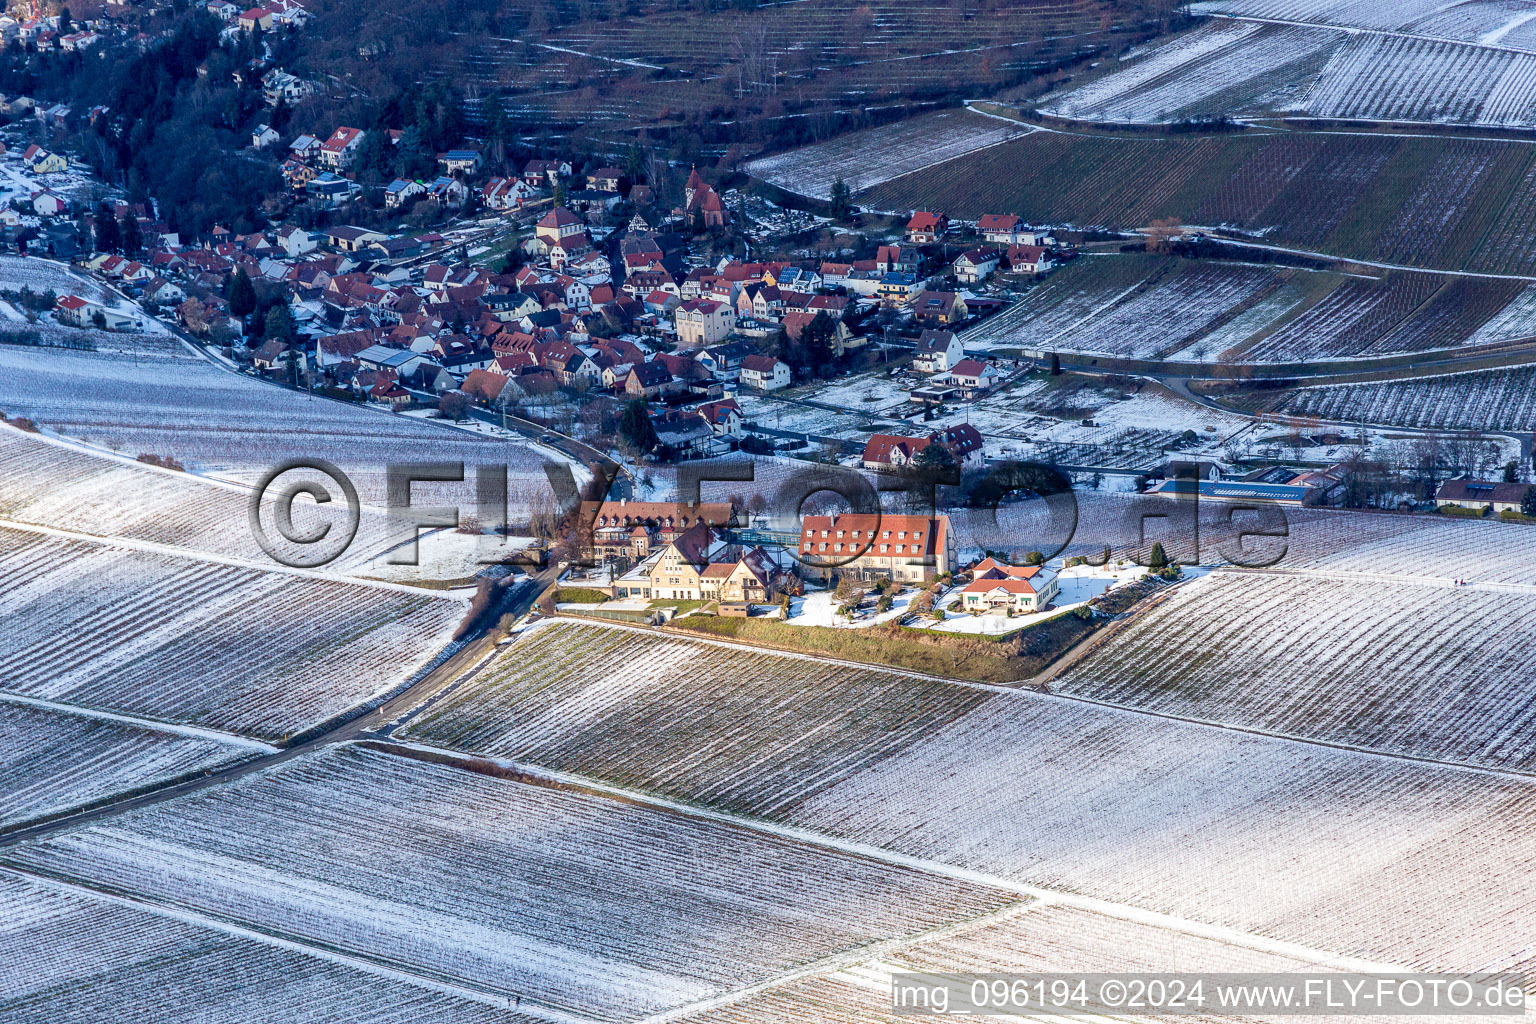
798;512;955;583
610;522;717;600
30;190;65;216
697;397;744;437
652;408;718;457
54;294;135;330
238;7;274;31
325;225;387;252
582;499;734;563
699;546;781;606
1007;244;1055;275
262;69;318;106
948;358;998;392
695;339;755;377
384;178;425;209
960;557;1060;616
912;290;968;327
1435;478;1535;514
976;214;1028;246
481;176;535;210
317;126;365;170
953;248;1000;284
905;211;948;244
862;423;984;472
624;361;677;399
588;167;624;192
437;148;483;175
912;329;962;374
22;144;66;173
276;224;316;256
738;354;790;391
536;207;586;248
877;272;923;305
522;158;570;187
674;298;735;347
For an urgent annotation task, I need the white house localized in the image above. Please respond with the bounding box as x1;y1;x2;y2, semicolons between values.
960;558;1059;615
912;329;962;374
383;178;425;210
697;398;744;437
976;214;1027;246
1007;244;1056;275
953;248;1000;284
276;225;317;256
949;358;998;391
30;190;65;216
738;354;790;391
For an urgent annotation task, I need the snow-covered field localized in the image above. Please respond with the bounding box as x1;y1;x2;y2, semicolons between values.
402;621;994;814
1039;21;1339;123
0;871;542;1024
1042;3;1536;127
960;258;1530;364
744;108;1033;200
1280;364;1536;431
0;699;262;830
0;427;519;583
0;526;464;740
0;342;555;513
1057;569;1536;769
1;743;1017;1020
397;619;1536;975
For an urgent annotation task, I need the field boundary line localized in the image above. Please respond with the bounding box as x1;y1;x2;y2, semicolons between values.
1203;11;1536;57
0;693;276;752
0;865;595;1023
632;901;1046;1024
544;614;1536;783
0;516;468;601
380;738;1417;978
1222;565;1536;594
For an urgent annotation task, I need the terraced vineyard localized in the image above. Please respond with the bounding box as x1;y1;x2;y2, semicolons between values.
0;343;553;510
0;871;540;1024
0;425;517;585
2;743;1018;1020
962;254;1536;362
1039;3;1536;128
1279;365;1536;431
0;527;463;740
402;621;1536;975
1037;20;1339;123
1056;571;1536;770
745;109;1033;200
402;620;993;814
0;700;262;830
856;128;1536;274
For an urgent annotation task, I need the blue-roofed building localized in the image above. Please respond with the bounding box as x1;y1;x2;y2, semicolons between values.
1152;478;1312;505
437;148;483;175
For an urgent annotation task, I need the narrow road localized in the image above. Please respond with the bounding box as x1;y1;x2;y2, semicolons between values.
0;568;555;849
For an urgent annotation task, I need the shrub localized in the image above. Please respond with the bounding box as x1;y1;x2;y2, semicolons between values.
135;453;185;471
